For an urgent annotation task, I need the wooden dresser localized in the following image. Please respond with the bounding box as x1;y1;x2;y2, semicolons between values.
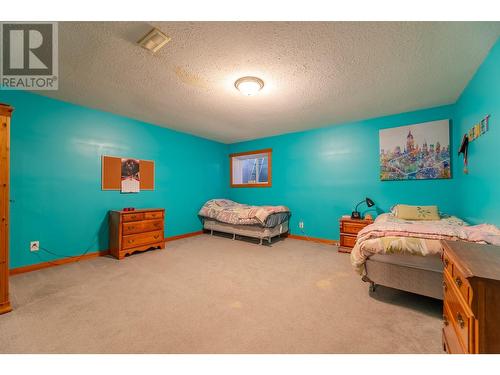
0;104;13;315
109;208;165;260
339;216;373;253
441;240;500;354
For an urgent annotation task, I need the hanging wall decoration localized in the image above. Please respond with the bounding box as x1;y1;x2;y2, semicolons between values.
379;119;451;180
458;114;491;174
467;114;490;142
101;155;155;191
458;134;469;174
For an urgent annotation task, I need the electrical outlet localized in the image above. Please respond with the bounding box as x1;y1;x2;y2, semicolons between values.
30;241;39;252
298;221;304;229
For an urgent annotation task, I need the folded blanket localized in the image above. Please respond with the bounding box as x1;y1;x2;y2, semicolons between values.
351;213;500;273
198;199;290;226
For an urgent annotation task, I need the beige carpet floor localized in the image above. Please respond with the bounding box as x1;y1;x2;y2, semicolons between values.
0;234;443;353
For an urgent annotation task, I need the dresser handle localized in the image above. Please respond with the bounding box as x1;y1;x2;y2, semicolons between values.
154;235;159;239
128;239;134;244
455;277;463;288
443;314;449;326
154;223;160;227
457;312;465;329
442;281;447;292
128;226;135;230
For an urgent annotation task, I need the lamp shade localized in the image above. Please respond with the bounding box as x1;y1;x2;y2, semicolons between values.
365;197;375;207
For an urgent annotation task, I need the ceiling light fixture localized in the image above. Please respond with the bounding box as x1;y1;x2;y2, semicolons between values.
234;76;264;96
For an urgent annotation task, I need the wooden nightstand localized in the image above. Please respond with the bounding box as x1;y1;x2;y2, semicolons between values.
339;216;373;253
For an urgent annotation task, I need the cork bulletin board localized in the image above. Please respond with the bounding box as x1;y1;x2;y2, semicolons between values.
101;155;154;190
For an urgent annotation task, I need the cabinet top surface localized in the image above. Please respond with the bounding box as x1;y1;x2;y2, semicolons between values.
110;208;164;214
442;240;500;281
340;216;373;224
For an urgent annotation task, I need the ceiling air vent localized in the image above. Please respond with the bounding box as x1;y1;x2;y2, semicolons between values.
137;27;171;53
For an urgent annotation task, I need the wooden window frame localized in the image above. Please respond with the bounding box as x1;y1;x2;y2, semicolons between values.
230;148;272;188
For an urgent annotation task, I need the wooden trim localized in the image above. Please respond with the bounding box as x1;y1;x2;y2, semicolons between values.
10;250;110;276
0;301;12;315
165;230;203;242
230;148;272;188
229;148;273;158
286;233;339;246
9;230;204;276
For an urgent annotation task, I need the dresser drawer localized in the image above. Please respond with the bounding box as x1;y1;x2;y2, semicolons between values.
442;252;453;276
443;250;473;305
341;221;366;235
452;268;472;306
340;234;357;248
144;211;163;220
122;230;164;249
444;270;474;352
122;219;163;235
122;212;145;222
443;301;467;354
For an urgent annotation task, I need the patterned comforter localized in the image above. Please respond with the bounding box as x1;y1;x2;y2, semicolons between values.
198;199;290;227
351;213;500;273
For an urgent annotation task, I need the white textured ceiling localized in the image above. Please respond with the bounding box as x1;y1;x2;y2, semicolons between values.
39;22;500;143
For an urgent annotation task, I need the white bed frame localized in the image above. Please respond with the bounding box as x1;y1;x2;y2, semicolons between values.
203;219;289;245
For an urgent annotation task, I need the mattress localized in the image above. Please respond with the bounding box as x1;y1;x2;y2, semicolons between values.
368;253;443;273
350;212;470;273
365;253;444;300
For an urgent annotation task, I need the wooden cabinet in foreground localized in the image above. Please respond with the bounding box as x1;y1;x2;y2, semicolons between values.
0;104;13;315
441;240;500;354
109;208;165;260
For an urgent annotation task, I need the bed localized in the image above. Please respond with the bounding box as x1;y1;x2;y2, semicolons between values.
198;199;291;244
351;210;500;300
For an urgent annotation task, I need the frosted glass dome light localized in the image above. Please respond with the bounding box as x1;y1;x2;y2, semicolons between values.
234;76;264;96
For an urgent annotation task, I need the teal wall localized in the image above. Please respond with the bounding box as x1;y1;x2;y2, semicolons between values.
453;38;500;225
2;38;498;267
0;91;228;268
228;105;457;240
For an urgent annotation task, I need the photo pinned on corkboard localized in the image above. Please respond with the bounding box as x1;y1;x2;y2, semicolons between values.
121;158;140;193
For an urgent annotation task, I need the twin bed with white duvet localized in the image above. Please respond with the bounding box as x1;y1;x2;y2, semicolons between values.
351;208;500;299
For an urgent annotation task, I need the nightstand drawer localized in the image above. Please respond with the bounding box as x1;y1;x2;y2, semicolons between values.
341;221;367;235
340;234;357;248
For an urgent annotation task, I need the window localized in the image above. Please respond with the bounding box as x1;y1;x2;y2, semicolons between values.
230;149;272;187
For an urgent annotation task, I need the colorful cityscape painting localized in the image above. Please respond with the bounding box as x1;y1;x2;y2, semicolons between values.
379;119;451;181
